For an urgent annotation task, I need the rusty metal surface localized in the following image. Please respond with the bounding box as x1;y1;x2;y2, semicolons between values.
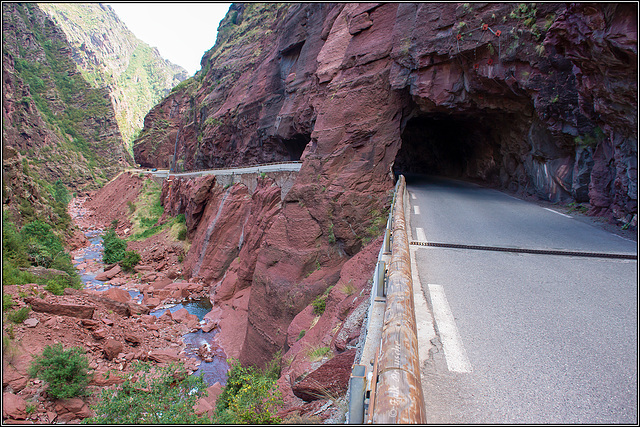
372;175;426;424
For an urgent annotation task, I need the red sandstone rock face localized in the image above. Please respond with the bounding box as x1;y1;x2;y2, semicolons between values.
291;348;356;402
130;4;636;408
133;3;637;373
2;392;27;420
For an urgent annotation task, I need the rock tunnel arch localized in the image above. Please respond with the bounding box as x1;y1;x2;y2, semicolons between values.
392;107;583;203
394;112;504;184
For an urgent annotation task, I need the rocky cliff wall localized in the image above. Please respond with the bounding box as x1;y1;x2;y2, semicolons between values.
134;3;637;369
2;3;130;226
39;3;189;151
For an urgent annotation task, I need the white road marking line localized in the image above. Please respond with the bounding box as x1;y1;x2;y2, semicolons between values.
413;205;420;215
544;207;572;218
428;284;472;373
411;192;416;200
613;233;636;244
416;227;427;242
410;246;437;365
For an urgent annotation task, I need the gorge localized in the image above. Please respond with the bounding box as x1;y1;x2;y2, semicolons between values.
2;2;637;424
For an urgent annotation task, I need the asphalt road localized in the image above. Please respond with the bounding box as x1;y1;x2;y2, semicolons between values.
408;175;638;424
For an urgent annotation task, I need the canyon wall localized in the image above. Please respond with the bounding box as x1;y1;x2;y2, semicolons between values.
136;3;637;371
2;3;130;229
39;3;189;151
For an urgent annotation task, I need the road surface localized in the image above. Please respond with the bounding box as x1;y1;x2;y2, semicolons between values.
408;175;637;424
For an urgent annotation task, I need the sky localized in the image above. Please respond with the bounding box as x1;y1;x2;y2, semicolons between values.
106;3;231;75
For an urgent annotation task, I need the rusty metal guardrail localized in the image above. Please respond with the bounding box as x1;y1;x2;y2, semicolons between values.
348;175;426;424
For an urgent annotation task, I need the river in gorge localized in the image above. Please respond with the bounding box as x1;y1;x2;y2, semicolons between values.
72;228;228;386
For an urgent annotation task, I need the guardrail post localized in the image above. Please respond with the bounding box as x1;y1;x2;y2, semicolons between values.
383;221;392;254
376;260;386;298
348;364;367;423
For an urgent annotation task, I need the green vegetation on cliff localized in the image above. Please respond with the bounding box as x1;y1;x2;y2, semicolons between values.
39;3;189;154
2;216;82;294
3;3;127;192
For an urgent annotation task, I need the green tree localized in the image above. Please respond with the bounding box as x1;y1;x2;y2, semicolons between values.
28;344;91;399
85;362;211;424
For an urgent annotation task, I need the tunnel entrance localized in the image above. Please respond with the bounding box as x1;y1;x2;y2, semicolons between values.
394;113;503;184
281;133;310;161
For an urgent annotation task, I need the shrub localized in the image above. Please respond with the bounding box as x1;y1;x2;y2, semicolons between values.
2;219;28;266
177;228;187;241
312;295;326;315
28;343;91;399
2;262;38;287
120;250;141;272
44;278;66;296
102;228;127;264
3;293;15;311
215;358;283;424
21;220;65;268
87;362;210;424
52;179;69;206
7;306;31;324
308;346;331;361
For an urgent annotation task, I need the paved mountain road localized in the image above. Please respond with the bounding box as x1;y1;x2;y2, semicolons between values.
408;175;637;423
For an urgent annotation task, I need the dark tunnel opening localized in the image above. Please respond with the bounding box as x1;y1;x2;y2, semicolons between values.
394;113;502;185
281;133;310;161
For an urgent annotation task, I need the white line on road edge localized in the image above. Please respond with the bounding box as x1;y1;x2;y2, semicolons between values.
543;207;572;219
410;247;437;365
416;227;427;242
427;284;472;373
414;205;420;215
411;192;416;200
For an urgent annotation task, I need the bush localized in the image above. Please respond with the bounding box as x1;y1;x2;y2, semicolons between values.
53;179;69;206
2;261;38;287
3;219;81;291
120;250;141;272
2;219;28;267
102;228;127;264
177;228;187;241
312;295;326;315
3;293;15;311
215;357;283;424
44;278;66;296
7;306;31;323
28;343;91;399
21;220;64;268
86;362;211;424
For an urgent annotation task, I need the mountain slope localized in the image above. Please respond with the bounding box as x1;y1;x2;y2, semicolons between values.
39;3;189;154
2;1;131;233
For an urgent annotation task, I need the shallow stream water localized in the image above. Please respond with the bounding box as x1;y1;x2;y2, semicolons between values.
72;228;227;385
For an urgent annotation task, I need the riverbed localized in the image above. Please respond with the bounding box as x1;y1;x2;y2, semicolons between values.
71;226;228;386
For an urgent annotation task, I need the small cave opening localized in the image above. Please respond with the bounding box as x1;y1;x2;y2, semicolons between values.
281;133;310;161
394;113;503;185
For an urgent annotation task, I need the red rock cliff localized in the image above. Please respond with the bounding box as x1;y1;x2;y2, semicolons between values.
137;3;637;368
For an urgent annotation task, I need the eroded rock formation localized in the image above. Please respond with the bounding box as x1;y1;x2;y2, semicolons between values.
133;4;637;377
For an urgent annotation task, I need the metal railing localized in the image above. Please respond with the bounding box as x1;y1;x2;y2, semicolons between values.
132;160;303;177
348;175;426;424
